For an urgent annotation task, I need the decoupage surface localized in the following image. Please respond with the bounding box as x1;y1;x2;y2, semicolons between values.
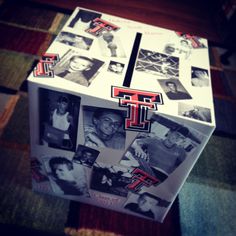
28;7;215;222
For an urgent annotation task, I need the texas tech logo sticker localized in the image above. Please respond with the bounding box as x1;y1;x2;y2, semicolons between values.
33;53;59;77
86;18;119;37
112;86;163;132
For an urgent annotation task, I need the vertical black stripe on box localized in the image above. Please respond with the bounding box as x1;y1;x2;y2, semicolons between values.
122;32;142;87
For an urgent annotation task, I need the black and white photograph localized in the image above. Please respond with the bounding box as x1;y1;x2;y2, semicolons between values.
176;32;207;49
120;114;203;176
39;88;80;151
107;61;125;74
163;39;192;59
178;103;212;123
53;49;104;87
191;66;209;87
68;9;102;31
90;162;132;197
73;145;100;168
124;192;171;220
98;31;126;58
55;31;93;50
43;156;90;197
158;78;192;100
135;49;179;78
83;106;126;150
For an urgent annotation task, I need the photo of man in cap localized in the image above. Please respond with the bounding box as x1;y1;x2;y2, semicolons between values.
131;125;189;175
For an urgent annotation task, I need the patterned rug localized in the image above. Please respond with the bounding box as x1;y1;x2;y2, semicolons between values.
0;1;70;235
0;1;236;236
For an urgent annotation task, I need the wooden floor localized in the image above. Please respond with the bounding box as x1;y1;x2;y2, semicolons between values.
28;0;221;43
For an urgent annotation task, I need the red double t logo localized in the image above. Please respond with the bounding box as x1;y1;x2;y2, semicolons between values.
33;53;59;78
127;168;160;192
86;18;119;37
112;86;163;132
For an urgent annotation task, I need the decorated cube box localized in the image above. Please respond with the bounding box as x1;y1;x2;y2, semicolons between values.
27;7;215;222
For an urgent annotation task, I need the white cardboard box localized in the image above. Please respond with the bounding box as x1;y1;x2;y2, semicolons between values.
28;7;215;222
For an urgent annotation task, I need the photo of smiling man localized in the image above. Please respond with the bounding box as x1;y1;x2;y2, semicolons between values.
83;106;126;150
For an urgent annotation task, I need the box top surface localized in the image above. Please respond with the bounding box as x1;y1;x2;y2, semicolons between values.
28;7;215;127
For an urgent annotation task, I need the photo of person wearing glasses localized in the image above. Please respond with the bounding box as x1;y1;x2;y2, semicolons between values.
83;107;126;150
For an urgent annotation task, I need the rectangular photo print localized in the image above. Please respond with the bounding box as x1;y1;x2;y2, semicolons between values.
53;49;104;87
39;88;80;151
83;106;127;150
43;156;90;197
90;162;132;197
73;144;100;168
135;49;179;79
68;9;102;31
55;31;93;50
191;66;209;87
107;61;125;74
124;192;171;221
178;103;212;123
163;40;192;60
120;113;205;179
98;32;126;58
158;78;192;100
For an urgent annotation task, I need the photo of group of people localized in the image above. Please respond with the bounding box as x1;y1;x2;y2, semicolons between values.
135;49;179;78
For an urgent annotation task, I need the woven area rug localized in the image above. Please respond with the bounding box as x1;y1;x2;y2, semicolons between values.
0;1;236;236
0;1;70;235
